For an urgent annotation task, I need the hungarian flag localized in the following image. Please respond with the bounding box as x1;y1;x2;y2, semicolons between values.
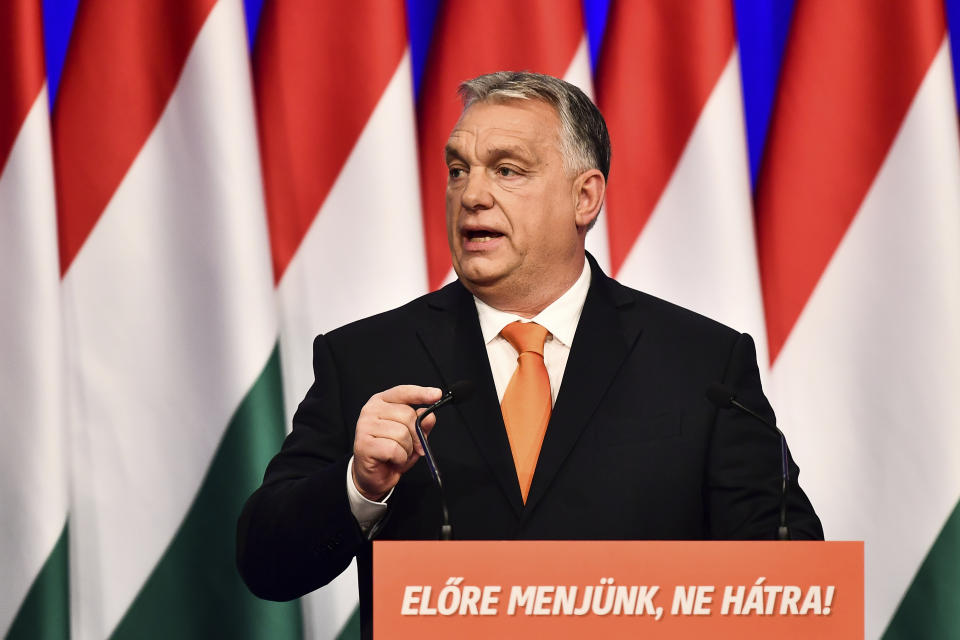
597;0;768;366
10;2;959;638
253;1;428;636
756;1;960;636
0;1;68;637
53;0;299;636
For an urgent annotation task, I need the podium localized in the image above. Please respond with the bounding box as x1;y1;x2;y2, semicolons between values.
373;540;862;639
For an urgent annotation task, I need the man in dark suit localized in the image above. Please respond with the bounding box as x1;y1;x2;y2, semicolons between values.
237;71;822;637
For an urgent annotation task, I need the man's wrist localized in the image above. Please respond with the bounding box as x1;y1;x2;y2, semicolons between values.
346;457;391;534
351;459;388;502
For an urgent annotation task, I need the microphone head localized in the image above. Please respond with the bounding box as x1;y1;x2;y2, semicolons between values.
447;380;476;404
705;382;736;408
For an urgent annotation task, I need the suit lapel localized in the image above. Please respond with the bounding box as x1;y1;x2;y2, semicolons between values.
416;282;525;516
524;258;644;514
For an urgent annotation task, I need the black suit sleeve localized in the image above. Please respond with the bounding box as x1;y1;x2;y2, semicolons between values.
705;332;824;540
236;334;365;601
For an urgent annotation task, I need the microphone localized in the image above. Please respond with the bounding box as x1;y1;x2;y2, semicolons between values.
705;382;791;541
415;380;475;540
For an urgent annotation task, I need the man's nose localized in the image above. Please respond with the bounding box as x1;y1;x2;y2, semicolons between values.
461;168;494;210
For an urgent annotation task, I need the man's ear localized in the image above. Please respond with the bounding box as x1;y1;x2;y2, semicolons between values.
574;169;606;230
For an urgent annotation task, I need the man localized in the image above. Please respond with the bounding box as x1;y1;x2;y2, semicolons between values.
237;71;822;636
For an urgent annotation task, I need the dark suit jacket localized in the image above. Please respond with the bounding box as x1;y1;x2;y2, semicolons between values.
236;256;822;637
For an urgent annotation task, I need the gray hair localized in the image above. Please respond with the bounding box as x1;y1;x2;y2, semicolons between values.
458;71;611;181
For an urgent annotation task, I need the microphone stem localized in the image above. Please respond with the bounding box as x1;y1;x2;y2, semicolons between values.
415;396;454;540
778;435;790;540
731;398;791;541
440;502;452;541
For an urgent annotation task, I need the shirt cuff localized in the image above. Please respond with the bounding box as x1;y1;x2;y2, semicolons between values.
346;456;391;533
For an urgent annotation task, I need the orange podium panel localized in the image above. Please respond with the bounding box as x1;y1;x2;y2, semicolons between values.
373;540;862;639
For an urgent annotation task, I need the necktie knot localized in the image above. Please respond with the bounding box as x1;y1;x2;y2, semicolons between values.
500;321;549;357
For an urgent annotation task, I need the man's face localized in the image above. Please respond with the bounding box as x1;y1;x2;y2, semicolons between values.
444;99;585;311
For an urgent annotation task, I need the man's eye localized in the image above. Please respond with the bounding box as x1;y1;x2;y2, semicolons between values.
448;167;465;179
496;166;518;177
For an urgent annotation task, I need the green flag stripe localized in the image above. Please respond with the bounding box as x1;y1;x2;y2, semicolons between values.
883;498;960;639
111;345;302;639
5;521;69;640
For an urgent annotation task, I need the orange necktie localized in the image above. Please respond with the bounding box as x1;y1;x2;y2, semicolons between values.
500;321;551;503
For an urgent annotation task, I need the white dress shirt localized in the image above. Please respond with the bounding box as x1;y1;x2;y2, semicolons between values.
347;259;592;531
475;259;591;405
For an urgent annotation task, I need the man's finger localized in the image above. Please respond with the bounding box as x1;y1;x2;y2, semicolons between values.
362;435;410;468
368;419;415;457
416;408;438;434
371;401;418;428
411;410;437;456
378;384;442;406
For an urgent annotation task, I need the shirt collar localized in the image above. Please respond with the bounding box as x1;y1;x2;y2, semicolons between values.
474;258;591;348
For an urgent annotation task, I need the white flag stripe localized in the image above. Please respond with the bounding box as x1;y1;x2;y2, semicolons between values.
277;52;427;418
770;39;960;639
614;50;768;368
562;36;613;275
0;84;65;637
64;1;277;637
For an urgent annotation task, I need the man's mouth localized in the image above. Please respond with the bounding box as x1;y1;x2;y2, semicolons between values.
463;229;504;243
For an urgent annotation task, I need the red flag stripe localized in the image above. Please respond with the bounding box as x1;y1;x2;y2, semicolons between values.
596;0;735;277
52;0;216;275
254;0;406;282
417;0;584;290
0;0;45;174
756;0;945;362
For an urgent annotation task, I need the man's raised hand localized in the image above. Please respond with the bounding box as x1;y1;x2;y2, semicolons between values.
352;385;443;501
